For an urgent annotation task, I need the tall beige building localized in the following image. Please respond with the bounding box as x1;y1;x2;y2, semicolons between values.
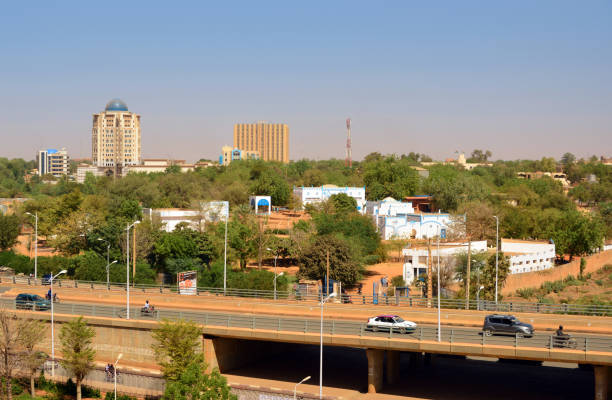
233;122;289;163
92;99;141;175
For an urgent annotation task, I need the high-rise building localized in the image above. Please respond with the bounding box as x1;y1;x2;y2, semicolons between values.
92;99;141;176
37;148;69;177
233;122;289;163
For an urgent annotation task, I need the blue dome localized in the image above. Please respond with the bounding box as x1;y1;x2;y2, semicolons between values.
105;99;128;111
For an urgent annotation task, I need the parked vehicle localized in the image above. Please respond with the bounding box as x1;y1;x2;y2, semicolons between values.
15;293;51;311
482;314;534;338
366;315;417;334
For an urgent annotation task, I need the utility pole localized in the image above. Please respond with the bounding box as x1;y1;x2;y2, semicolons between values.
133;227;136;287
466;238;471;310
427;238;432;308
326;250;330;296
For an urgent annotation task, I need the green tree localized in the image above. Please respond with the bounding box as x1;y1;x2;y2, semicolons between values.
250;169;291;206
298;235;363;286
59;316;96;400
479;252;510;301
151;319;202;382
162;360;237;400
329;193;357;213
0;214;20;251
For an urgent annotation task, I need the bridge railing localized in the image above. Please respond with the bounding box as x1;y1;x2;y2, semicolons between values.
3;275;612;317
2;297;611;354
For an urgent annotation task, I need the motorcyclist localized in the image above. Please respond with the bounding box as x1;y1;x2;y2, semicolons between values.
143;300;150;311
556;325;569;339
46;289;52;301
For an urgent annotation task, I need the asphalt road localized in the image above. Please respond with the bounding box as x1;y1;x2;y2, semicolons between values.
6;298;612;353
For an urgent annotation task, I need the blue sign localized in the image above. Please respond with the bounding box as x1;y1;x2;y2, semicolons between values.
441;228;447;239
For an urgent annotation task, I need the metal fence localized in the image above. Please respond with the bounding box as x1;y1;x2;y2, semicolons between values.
2;297;611;354
4;275;612;316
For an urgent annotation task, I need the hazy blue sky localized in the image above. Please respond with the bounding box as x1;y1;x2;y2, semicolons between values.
1;1;610;162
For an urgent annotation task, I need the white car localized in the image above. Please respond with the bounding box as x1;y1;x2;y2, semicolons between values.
366;315;417;334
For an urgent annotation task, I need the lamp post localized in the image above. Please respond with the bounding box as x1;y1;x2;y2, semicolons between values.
50;269;67;376
105;260;117;289
274;272;284;300
267;247;280;300
126;221;140;320
223;209;228;296
114;353;123;400
294;375;311;400
25;212;38;280
493;216;499;305
437;228;441;342
476;285;484;311
319;292;336;399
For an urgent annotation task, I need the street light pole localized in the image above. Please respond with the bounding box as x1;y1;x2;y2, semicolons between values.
223;211;228;296
437;228;441;342
50;269;67;376
294;376;311;400
476;285;485;310
125;221;140;320
114;353;123;400
274;272;284;300
320;292;336;399
493;216;499;304
106;260;117;289
26;212;38;280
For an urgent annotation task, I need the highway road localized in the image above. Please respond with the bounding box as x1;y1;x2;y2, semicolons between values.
4;298;612;353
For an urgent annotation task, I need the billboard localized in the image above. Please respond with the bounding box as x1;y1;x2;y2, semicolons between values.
178;271;197;295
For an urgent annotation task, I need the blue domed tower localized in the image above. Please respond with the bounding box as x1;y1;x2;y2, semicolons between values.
92;99;141;176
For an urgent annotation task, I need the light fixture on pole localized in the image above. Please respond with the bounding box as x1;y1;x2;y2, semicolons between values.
114;353;123;400
125;220;140;320
319;292;336;399
294;375;311;400
25;212;38;280
106;260;118;289
274;272;284;300
437;227;441;342
50;269;67;376
493;215;499;305
223;209;228;296
476;285;485;311
267;247;281;300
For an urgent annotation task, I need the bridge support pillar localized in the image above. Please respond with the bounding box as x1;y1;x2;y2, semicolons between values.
366;348;384;393
594;365;610;400
386;350;400;385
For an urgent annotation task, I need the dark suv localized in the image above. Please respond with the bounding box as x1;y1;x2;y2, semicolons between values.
482;314;534;338
15;293;50;311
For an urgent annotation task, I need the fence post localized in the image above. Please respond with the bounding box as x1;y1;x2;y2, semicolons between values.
362;295;365;305
27;278;30;285
75;281;78;288
482;331;485;346
277;318;281;331
252;317;255;330
360;324;364;337
159;285;163;294
227;315;230;327
419;327;423;341
450;329;453;344
332;321;335;335
12;276;15;284
549;335;553;349
205;314;209;326
515;332;518;348
305;320;308;333
395;291;399;306
91;282;94;289
584;337;588;352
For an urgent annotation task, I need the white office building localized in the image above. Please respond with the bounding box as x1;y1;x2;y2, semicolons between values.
293;185;366;212
366;197;452;240
501;239;556;274
37;148;69;177
143;201;229;232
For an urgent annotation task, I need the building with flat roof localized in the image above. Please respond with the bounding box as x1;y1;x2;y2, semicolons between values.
500;238;556;274
92;99;141;176
219;146;260;166
293;185;366;212
234;122;289;163
143;201;229;232
37;148;69;177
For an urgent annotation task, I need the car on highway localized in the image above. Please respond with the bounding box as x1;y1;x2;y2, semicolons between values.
15;293;51;311
366;315;417;334
482;314;534;338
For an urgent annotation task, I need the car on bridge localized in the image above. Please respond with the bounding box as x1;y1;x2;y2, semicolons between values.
366;315;417;334
15;293;51;311
482;314;534;338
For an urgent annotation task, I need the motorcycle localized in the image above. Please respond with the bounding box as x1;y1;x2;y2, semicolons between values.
552;334;577;349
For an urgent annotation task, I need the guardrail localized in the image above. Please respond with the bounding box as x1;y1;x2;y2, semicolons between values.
3;275;612;317
3;298;611;354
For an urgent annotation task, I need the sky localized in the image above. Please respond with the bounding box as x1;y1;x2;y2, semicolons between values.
0;1;611;163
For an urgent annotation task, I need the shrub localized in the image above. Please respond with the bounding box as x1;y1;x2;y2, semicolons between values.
105;393;137;400
516;288;535;299
390;275;406;287
595;279;604;286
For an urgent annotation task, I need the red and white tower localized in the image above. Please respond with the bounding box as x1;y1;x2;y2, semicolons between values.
345;117;352;167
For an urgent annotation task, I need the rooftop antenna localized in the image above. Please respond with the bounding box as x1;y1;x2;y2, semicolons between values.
345;118;352;168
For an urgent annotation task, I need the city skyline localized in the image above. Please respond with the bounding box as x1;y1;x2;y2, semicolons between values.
1;2;611;162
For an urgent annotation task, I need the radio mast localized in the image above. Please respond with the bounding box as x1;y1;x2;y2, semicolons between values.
345;118;352;167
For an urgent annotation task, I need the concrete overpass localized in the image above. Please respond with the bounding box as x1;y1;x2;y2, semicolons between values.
5;299;611;399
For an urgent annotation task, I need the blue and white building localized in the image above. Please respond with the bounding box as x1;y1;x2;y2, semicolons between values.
365;197;451;240
293;185;366;212
37;148;69;177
